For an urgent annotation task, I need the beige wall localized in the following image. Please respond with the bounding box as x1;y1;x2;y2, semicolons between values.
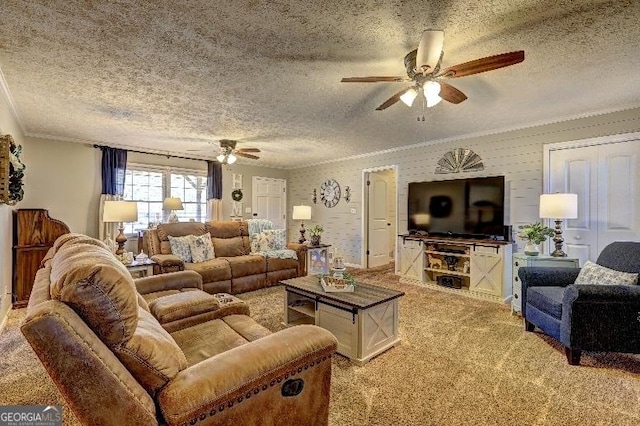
288;108;640;266
0;87;25;326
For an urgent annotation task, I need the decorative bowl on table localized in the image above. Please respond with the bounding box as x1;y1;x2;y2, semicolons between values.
319;273;355;293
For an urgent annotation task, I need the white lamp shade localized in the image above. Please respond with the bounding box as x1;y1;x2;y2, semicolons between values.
539;193;578;219
227;153;237;164
163;197;184;210
415;30;445;71
216;154;226;163
400;88;418;107
103;201;138;223
292;205;312;220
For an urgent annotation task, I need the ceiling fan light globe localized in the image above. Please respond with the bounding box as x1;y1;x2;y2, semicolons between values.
216;154;226;163
227;153;237;164
400;88;418;107
416;30;444;72
424;81;441;97
426;94;442;108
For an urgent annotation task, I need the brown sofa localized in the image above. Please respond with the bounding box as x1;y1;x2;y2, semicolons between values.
145;221;307;294
21;233;337;426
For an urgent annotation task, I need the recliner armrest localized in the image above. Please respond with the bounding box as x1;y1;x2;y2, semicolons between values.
135;270;203;295
150;254;185;272
563;283;640;303
158;325;337;426
519;266;580;288
286;242;308;276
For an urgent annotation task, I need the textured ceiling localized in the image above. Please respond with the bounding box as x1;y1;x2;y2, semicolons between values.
1;0;639;169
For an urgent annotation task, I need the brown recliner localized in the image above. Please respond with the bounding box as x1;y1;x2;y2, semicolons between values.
22;233;337;426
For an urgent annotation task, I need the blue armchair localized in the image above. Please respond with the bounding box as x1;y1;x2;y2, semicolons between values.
519;242;640;365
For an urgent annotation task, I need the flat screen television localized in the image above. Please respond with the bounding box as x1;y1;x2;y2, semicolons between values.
408;175;505;239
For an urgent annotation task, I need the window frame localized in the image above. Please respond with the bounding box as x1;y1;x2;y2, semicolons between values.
122;162;208;234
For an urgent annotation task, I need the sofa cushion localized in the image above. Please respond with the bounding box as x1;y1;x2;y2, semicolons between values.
222;314;272;342
184;258;232;283
168;235;193;262
170;318;249;366
50;239;139;346
266;256;299;272
527;286;565;319
225;255;266;278
157;222;207;241
212;236;248;257
574;260;639;286
113;308;187;396
148;291;220;324
189;233;216;263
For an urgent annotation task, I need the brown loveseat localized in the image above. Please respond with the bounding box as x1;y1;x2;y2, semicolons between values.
21;233;337;426
145;220;307;294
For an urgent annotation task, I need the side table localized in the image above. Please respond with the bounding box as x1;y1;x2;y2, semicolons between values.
307;244;331;275
512;253;579;315
126;259;156;278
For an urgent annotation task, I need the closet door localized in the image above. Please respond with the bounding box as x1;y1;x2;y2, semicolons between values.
548;138;640;264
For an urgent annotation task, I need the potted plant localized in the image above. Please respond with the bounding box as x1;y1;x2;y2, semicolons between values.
517;222;555;256
308;225;324;246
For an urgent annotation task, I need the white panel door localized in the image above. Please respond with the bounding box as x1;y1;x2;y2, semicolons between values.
549;145;598;265
596;142;639;251
548;139;639;264
367;174;390;268
252;177;286;229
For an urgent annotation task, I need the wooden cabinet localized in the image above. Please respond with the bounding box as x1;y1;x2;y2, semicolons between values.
12;209;70;307
511;253;579;314
398;238;424;281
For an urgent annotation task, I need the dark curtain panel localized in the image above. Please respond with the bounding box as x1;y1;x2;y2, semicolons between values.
207;160;222;199
101;147;128;196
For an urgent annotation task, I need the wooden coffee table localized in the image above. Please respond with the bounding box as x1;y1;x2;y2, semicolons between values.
281;275;405;365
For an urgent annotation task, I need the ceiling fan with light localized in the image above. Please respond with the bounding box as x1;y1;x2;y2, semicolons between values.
341;30;524;111
190;139;261;164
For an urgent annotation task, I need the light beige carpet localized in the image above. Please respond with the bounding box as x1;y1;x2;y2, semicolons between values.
2;265;640;425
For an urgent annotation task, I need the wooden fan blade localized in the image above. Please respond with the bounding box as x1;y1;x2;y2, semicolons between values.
235;151;259;160
437;51;524;78
375;87;412;111
341;76;408;83
237;148;260;153
439;82;467;104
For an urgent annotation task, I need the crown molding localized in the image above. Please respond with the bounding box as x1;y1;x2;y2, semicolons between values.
0;66;27;135
291;102;640;169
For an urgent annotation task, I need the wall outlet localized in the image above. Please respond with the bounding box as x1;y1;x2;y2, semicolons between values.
350;208;356;214
245;207;251;213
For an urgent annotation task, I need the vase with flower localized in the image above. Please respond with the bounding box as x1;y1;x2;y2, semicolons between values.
518;222;555;256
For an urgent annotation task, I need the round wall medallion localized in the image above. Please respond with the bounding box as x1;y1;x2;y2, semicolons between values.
231;189;243;201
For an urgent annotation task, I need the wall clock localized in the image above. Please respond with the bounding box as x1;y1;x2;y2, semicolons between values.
320;179;341;208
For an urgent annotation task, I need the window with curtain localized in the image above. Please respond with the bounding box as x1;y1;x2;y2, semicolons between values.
122;163;208;233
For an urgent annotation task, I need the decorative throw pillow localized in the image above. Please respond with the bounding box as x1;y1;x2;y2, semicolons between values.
255;229;287;252
167;235;193;262
189;233;215;263
250;233;260;254
574;260;639;286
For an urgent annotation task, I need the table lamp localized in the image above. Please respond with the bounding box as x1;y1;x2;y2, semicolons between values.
103;200;138;255
163;197;184;223
539;193;578;257
292;204;312;244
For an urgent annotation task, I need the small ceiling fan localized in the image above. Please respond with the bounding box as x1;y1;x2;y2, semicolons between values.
341;30;524;111
189;139;260;164
216;139;260;164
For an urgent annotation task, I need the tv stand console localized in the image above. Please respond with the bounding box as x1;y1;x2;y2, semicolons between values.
398;235;513;303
